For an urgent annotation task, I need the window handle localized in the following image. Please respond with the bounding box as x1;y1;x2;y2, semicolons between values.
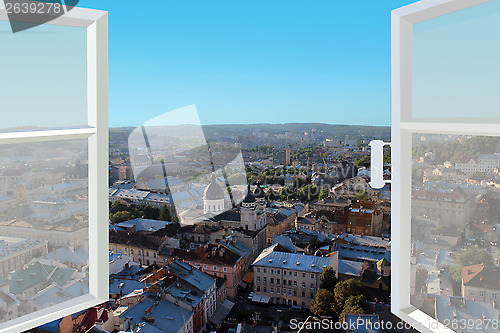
369;140;391;189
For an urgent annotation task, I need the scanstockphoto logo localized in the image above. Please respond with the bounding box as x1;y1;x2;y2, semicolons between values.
2;0;79;33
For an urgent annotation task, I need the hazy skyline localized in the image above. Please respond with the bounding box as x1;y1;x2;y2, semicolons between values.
81;0;417;127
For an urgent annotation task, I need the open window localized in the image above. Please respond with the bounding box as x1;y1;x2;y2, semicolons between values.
391;0;500;332
0;5;108;332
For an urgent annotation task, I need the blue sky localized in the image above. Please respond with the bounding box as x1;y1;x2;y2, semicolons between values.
80;0;417;127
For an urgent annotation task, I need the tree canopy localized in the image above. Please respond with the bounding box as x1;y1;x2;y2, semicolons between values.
310;289;335;317
320;266;338;292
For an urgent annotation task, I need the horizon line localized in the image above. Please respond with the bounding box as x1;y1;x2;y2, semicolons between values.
109;122;391;129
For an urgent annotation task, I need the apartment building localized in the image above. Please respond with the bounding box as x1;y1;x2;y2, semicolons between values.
456;153;500;175
462;264;500;302
0;237;48;277
412;188;470;226
162;244;244;299
252;245;335;307
266;209;297;245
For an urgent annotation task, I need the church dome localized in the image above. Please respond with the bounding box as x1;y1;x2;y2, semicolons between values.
253;184;266;199
204;176;225;200
242;186;256;203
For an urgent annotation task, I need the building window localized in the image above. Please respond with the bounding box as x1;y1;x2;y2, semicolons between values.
223;267;227;272
271;278;274;284
277;270;280;274
310;293;314;299
264;287;267;292
294;290;297;296
257;277;261;283
302;282;306;288
294;281;297;287
271;269;274;274
263;268;267;273
213;265;217;271
311;284;314;289
271;287;274;293
302;291;305;297
257;286;260;292
263;277;267;283
303;273;306;278
277;279;280;284
256;267;260;272
277;288;281;294
294;272;297;277
311;273;314;279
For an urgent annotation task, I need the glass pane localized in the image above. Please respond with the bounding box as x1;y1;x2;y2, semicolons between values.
411;133;500;331
412;0;500;122
0;20;88;130
0;139;89;324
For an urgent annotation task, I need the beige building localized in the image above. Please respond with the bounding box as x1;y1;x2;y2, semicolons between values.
252;245;336;308
266;209;296;245
0;221;88;248
412;188;470;226
462;264;500;302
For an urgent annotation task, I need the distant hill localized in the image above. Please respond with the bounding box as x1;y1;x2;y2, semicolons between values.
110;123;390;143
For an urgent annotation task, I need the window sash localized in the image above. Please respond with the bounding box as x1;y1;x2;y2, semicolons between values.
0;5;108;333
392;1;493;332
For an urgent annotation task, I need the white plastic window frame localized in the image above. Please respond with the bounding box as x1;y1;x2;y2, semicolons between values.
391;1;494;332
0;5;108;333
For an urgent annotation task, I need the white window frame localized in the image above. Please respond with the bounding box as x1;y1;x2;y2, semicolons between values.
0;5;108;333
392;1;492;332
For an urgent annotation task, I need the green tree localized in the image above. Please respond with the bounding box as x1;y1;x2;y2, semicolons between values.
319;187;330;201
354;190;369;200
415;265;428;294
344;294;368;310
383;151;391;164
339;295;368;322
110;201;129;214
333;279;365;314
310;289;335;317
159;205;172;221
111;211;134;224
457;247;494;267
320;266;338;292
340;305;366;322
432;224;461;237
354;156;370;169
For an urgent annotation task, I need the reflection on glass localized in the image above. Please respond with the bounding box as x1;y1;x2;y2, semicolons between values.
128;105;247;225
412;0;500;122
0;20;87;130
411;133;500;332
0;139;89;323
